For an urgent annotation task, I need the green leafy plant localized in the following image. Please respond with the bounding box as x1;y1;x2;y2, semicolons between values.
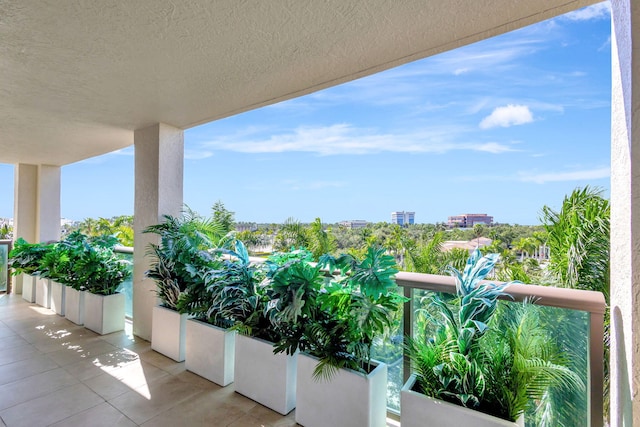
407;249;584;422
9;238;50;275
144;208;225;310
264;248;325;355
291;245;405;381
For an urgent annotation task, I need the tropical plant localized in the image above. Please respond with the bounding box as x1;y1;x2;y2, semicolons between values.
407;249;583;422
299;246;405;380
71;233;131;295
265;249;325;355
541;186;610;296
200;238;265;329
8;238;50;275
144;207;225;310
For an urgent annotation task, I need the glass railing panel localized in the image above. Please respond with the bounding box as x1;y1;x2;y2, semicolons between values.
370;289;404;412
115;251;133;318
408;288;589;426
0;243;8;292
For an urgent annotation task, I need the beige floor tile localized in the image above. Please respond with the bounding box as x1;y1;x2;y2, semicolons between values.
46;340;119;367
0;383;104;427
209;386;258;413
82;372;136;401
0;334;29;350
83;359;169;401
108;375;207;424
227;414;274;427
136;347;179;370
141;392;246;427
247;403;293;425
63;358;113;382
0;354;59;386
108;359;169;385
49;402;137;427
0;368;79;411
0;343;40;366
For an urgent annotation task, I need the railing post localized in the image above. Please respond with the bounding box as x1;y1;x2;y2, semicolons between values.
589;311;605;427
403;285;412;383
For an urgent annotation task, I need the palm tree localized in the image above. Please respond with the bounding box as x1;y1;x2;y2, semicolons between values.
307;218;336;260
541;186;609;296
541;186;610;424
273;217;309;252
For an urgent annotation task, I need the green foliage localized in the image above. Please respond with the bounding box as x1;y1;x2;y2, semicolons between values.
144;207;225;310
408;249;583;422
306;246;405;380
70;215;134;246
212;200;235;235
11;232;130;294
541;186;610;295
264;252;325;355
201;238;265;329
9;238;50;275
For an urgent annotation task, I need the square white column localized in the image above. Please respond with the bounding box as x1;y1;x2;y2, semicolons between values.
133;123;184;340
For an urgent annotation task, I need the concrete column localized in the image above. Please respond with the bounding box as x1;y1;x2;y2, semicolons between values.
13;163;61;293
13;164;38;294
37;165;61;243
610;1;640;425
133;123;184;340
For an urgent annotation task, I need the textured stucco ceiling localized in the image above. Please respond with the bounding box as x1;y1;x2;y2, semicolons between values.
0;0;598;166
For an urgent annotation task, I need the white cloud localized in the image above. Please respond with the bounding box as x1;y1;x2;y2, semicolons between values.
518;167;610;184
197;124;517;156
479;105;534;129
563;2;611;21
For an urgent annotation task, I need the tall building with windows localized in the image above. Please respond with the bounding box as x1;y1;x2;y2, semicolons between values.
391;211;415;226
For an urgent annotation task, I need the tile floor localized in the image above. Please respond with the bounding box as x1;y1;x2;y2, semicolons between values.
0;294;298;427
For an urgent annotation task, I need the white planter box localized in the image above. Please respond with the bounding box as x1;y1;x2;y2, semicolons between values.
152;306;187;362
50;281;66;315
35;276;51;308
400;374;524;427
234;334;297;415
22;274;36;303
14;273;24;295
185;319;235;386
295;353;387;427
65;287;85;325
84;292;125;335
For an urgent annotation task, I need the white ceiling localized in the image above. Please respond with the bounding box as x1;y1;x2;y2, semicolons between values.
0;0;598;166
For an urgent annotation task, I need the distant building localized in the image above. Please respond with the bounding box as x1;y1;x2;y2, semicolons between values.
391;211;415;226
236;222;258;232
339;220;368;229
447;213;493;228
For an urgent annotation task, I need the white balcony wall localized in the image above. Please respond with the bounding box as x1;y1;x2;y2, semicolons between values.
611;0;640;425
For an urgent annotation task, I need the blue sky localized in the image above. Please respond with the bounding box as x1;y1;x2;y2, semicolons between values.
0;2;612;225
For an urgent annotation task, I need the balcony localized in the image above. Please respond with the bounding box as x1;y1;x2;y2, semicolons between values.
0;294;301;427
0;241;605;426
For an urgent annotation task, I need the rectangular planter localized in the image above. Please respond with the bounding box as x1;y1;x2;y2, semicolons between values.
400;374;524;427
84;292;125;335
185;319;235;386
152;305;187;362
22;274;36;303
65;287;85;325
35;276;51;308
295;353;387;427
234;334;297;415
50;281;66;315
